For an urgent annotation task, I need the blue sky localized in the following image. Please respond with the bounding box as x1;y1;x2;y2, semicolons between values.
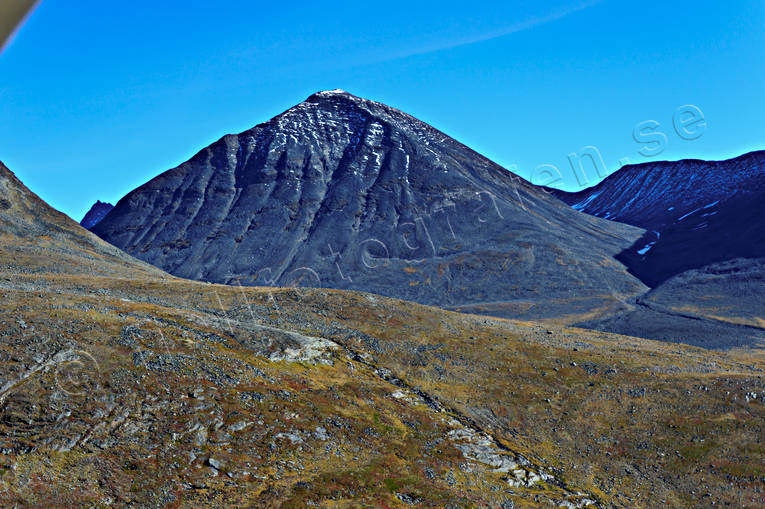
1;0;763;221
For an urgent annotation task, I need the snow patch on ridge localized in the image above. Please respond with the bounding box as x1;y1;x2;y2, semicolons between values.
572;191;601;212
315;89;349;96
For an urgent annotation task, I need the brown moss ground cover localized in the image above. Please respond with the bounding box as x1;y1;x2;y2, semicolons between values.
1;270;762;507
0;274;599;508
215;288;765;508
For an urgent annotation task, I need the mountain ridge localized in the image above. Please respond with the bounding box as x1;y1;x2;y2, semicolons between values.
547;150;765;284
0;160;163;278
547;150;765;229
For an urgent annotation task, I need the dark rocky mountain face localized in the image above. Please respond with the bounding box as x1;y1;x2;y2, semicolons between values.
549;151;765;229
616;186;765;286
548;152;765;348
549;151;765;286
80;200;114;229
93;90;647;321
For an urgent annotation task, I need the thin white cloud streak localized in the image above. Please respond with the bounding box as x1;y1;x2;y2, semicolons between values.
386;0;608;61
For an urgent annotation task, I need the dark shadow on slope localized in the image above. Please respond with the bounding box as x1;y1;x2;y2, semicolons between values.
616;192;765;287
575;303;765;351
575;258;765;350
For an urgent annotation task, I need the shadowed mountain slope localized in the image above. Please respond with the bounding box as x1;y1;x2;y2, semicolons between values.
549;151;765;286
615;188;765;287
92;90;647;322
548;152;765;347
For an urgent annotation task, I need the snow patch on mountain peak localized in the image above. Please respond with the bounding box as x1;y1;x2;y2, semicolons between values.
315;89;349;96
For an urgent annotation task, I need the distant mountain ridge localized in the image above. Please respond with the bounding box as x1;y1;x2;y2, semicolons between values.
80;200;113;229
92;90;647;322
549;150;764;228
549;150;765;286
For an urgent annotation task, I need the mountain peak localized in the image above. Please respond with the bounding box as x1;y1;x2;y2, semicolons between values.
314;88;351;96
93;93;646;319
80;200;114;230
305;89;359;104
299;89;407;119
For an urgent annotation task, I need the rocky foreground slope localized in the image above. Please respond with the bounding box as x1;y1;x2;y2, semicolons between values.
91;90;647;323
0;162;161;280
2;165;764;507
